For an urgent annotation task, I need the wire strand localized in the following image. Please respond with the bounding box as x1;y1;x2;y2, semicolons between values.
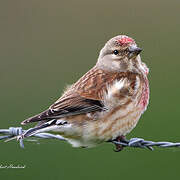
0;127;180;151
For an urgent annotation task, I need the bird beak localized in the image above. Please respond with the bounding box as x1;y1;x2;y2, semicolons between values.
128;45;142;58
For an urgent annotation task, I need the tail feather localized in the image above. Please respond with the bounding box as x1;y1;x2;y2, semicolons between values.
21;109;53;125
19;119;67;139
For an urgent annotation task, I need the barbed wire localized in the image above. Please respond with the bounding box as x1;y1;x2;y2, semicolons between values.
0;127;180;151
0;127;66;148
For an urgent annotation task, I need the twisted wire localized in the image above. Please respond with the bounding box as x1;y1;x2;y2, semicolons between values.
0;127;180;150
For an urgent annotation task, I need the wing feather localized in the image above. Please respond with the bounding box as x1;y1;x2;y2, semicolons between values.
21;93;104;124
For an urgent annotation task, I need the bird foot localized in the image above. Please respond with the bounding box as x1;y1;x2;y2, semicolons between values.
113;135;127;152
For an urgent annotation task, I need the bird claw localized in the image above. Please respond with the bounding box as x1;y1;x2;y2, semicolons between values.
114;144;124;152
113;135;128;152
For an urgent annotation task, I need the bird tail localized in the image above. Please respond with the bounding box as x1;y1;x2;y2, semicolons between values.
4;119;67;143
19;119;67;139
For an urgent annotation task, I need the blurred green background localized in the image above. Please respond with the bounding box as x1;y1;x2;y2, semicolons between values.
0;0;180;179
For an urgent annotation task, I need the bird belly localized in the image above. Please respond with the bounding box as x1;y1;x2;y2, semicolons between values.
99;107;142;140
82;102;142;142
50;106;143;148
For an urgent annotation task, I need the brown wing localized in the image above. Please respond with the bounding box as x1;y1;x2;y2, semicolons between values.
21;67;136;125
21;67;106;125
21;92;105;125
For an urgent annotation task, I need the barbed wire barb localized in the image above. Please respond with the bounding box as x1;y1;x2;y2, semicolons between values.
0;127;180;151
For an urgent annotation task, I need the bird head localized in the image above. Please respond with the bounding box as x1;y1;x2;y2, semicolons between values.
97;35;146;74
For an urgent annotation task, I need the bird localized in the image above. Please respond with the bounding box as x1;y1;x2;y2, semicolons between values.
19;35;149;151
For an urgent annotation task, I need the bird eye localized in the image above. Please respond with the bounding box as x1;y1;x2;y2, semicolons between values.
113;50;119;55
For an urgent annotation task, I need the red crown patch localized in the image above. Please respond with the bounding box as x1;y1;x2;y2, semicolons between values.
117;37;134;45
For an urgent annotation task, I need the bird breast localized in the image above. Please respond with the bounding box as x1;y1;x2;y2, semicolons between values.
87;74;149;140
